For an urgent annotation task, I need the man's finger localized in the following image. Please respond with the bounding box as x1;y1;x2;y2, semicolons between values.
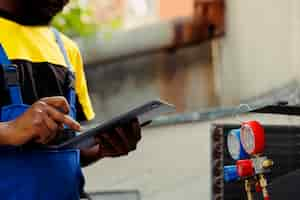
43;112;59;133
101;133;124;154
102;151;125;158
40;96;70;114
121;119;141;143
44;104;81;131
115;127;131;151
41;113;60;143
131;120;142;142
35;118;52;144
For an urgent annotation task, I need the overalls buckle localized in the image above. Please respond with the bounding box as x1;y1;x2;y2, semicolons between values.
2;64;19;86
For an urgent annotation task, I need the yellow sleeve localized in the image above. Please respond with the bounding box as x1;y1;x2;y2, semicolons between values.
62;36;95;121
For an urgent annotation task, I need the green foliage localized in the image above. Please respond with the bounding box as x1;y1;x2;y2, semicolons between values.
52;0;97;37
98;17;123;40
53;0;124;38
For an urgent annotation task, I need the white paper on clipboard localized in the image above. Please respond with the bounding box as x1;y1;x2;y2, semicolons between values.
47;100;175;149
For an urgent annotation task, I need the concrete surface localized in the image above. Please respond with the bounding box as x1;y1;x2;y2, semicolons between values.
84;120;211;200
83;113;300;200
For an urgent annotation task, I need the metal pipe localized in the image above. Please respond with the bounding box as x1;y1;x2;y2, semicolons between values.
77;0;224;65
77;21;174;64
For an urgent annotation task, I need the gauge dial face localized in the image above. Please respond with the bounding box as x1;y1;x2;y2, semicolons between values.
241;125;255;154
227;132;241;160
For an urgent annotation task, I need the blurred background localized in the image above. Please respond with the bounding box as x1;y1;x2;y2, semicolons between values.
53;0;300;199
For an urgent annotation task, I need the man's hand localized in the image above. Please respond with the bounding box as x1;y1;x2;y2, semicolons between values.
97;118;141;157
80;118;141;166
2;96;81;146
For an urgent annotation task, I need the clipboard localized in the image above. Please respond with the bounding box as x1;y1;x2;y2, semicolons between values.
47;100;175;149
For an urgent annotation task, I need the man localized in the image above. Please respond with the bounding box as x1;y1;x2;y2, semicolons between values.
0;0;142;199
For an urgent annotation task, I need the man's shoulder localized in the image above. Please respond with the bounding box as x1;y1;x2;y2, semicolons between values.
58;31;81;55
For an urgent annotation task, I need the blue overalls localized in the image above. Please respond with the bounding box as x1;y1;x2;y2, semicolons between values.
0;29;84;200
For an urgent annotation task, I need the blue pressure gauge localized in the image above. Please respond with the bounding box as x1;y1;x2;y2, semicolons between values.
227;129;249;160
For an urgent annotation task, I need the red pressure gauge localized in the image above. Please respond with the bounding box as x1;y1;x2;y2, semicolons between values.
240;121;265;155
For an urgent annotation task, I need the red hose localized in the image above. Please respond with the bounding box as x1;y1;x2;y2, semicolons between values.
264;196;270;200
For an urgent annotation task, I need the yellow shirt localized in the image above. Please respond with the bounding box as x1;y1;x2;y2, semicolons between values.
0;15;95;121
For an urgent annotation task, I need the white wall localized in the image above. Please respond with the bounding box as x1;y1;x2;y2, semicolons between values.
124;0;159;30
215;0;299;105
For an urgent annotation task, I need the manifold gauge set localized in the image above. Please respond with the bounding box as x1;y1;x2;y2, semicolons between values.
224;121;273;200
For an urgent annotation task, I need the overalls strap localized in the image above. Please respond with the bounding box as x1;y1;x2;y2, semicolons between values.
52;28;72;70
0;44;23;105
52;28;77;120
